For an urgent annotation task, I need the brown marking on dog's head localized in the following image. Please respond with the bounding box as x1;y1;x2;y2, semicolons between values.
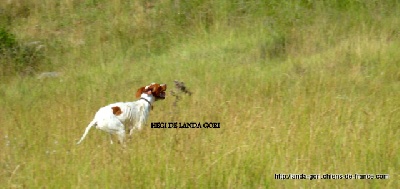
111;106;123;116
136;83;167;100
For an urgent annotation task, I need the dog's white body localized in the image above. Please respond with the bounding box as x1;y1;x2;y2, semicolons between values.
76;83;166;145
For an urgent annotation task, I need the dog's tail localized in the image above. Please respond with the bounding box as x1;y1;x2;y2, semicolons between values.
76;120;97;145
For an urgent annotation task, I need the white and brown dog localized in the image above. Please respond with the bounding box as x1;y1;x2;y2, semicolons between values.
76;83;167;145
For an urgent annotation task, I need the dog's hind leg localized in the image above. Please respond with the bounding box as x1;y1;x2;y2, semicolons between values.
109;134;114;144
116;129;126;145
106;115;126;145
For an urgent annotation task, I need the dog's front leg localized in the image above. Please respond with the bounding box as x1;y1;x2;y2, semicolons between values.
129;124;143;136
129;123;137;136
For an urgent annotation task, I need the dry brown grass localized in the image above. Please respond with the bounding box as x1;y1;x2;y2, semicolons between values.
1;1;399;188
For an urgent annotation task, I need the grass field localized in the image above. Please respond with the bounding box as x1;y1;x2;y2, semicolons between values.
1;0;399;188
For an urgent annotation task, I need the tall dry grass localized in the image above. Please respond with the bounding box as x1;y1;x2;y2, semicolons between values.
1;0;399;188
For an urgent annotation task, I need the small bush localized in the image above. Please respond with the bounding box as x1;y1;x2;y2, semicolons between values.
0;28;45;77
259;33;287;60
0;28;16;50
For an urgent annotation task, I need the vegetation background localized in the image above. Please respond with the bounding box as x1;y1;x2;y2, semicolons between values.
1;0;399;188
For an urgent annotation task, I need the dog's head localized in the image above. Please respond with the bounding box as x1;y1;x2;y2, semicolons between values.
135;83;167;100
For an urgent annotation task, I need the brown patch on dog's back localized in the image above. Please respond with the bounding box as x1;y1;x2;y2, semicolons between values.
111;106;123;116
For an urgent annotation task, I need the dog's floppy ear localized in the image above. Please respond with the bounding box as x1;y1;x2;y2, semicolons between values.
136;86;146;98
160;84;167;91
